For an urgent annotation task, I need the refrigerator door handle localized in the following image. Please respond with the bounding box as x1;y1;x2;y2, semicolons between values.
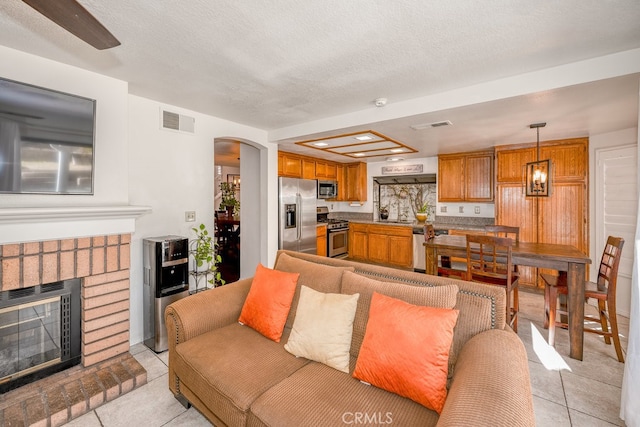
296;193;302;241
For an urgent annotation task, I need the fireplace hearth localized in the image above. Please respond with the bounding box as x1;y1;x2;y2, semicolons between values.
0;279;81;393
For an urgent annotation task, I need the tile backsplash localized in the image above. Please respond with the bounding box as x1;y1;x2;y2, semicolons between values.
373;182;437;222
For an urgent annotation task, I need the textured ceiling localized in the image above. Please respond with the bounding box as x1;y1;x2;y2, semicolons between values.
1;0;639;163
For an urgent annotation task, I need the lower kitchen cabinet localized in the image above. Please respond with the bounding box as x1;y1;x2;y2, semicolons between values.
348;223;368;260
348;223;412;268
316;225;327;257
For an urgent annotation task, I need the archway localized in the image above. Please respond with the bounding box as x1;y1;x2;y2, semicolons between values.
214;138;265;280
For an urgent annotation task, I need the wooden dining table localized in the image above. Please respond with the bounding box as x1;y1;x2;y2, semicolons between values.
424;235;592;360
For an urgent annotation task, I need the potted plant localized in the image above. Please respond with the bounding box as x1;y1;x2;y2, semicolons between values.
219;182;240;216
411;187;432;223
191;223;225;286
415;202;430;223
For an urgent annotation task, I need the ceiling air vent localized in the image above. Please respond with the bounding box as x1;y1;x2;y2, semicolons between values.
161;109;195;133
410;120;452;130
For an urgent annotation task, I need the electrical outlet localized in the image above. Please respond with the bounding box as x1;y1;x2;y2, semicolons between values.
459;206;464;213
474;206;480;214
185;211;196;222
440;206;447;213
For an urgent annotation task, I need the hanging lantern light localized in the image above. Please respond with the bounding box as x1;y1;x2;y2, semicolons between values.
525;123;551;197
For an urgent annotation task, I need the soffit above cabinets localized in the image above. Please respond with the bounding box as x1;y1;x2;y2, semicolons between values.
295;130;418;160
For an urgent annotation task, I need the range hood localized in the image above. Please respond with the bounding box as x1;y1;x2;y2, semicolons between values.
373;174;436;185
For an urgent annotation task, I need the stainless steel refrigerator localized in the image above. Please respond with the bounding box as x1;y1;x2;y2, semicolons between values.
278;177;317;254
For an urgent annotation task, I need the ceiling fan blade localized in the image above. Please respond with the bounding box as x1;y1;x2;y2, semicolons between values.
22;0;120;50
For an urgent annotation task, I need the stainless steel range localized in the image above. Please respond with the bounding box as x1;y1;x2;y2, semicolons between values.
317;207;349;258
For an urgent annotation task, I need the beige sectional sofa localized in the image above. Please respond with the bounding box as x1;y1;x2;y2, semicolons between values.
165;250;535;426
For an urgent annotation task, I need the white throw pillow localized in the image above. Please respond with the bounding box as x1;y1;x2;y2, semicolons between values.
285;285;359;373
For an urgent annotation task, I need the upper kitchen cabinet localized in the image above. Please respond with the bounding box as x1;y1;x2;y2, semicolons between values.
344;162;368;202
438;150;494;202
277;151;366;202
278;151;341;182
302;158;316;180
278;152;303;178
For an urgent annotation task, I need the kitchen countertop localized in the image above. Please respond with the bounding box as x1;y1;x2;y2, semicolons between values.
346;219;488;233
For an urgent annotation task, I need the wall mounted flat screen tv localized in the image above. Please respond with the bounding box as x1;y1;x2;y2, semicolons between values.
0;77;96;194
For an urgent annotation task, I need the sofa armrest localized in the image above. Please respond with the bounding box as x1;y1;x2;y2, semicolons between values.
437;329;535;427
165;278;252;345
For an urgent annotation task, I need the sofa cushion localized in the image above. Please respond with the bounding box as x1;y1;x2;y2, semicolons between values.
353;292;459;414
247;361;439;427
284;285;359;373
173;322;308;427
238;263;299;342
340;271;458;360
274;252;355;330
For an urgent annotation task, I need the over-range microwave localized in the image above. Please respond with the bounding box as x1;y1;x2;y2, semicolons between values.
317;180;338;199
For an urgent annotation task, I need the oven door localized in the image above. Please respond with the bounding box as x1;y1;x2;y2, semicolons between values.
328;229;348;257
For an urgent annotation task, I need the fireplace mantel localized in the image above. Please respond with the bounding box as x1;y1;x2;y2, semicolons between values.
0;205;151;245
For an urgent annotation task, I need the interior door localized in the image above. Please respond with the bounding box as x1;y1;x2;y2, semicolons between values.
596;144;638;317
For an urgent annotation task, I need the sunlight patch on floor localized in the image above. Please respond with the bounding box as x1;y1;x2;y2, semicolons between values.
531;322;572;371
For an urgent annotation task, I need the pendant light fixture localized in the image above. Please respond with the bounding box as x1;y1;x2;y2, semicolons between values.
525;122;551;197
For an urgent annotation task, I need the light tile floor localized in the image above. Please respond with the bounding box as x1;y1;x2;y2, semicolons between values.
65;291;630;427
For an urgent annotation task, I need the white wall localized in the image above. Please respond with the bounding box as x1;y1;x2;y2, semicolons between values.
0;46;280;346
0;46;135;243
239;143;261;278
127;95;272;344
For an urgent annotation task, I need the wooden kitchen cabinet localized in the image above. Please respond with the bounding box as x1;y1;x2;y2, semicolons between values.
277;152;366;202
495;138;588;289
438;155;465;201
316;225;327;257
278;152;303;178
325;163;338;179
349;223;412;268
438;150;493;202
345;162;367;202
315;161;327;178
348;223;368;260
302;158;316;180
278;151;341;182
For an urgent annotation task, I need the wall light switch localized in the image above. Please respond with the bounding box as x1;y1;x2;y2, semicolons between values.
185;211;196;222
441;206;447;213
459;206;464;213
474;206;481;214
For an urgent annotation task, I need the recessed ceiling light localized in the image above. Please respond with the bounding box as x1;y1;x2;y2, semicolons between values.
386;156;404;162
313;142;329;147
353;153;365;157
354;135;373;141
390;148;405;153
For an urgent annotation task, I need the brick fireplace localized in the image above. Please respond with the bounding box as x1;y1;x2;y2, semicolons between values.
0;233;147;425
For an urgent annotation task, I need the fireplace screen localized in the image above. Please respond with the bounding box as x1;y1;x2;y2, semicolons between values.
0;280;80;392
0;296;66;383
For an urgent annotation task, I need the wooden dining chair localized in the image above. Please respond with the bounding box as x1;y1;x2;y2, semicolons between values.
466;234;519;332
484;225;520;242
541;236;625;362
424;224;464;278
423;223;435;240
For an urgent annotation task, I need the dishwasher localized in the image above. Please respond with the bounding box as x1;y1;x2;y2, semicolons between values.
413;227;448;273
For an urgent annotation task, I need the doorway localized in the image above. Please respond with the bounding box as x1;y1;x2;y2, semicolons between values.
214;139;263;282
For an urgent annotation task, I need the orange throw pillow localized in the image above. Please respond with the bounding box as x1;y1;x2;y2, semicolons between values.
238;263;299;342
353;292;459;414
